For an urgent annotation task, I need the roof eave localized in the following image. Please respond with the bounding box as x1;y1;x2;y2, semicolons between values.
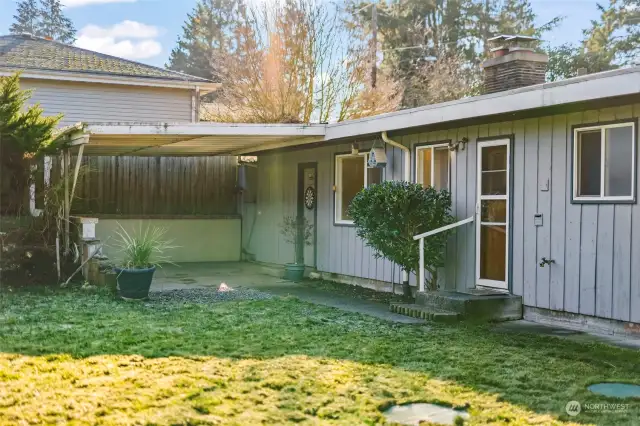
0;67;220;93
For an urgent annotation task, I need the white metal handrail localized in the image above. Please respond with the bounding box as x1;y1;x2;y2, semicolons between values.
413;216;474;292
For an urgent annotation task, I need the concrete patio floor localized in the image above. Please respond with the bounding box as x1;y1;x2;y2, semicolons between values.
151;262;640;349
152;262;424;324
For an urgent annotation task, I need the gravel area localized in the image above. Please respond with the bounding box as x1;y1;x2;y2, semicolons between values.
148;287;274;305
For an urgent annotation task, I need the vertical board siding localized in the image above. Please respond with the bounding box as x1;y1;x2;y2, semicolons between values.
522;119;539;306
580;206;598;316
595;206;614;319
549;115;567;311
511;120;526;297
71;156;237;215
631;103;640;323
536;117;553;308
252;103;640;324
563;112;584;313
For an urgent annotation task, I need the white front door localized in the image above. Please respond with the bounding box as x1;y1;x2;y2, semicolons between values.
476;139;510;290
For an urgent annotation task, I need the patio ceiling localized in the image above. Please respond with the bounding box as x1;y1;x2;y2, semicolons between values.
70;122;327;156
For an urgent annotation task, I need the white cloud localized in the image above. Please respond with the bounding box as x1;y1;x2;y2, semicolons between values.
75;21;163;60
62;0;137;7
79;20;160;39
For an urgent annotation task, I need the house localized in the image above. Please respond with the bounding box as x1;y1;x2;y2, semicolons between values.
5;34;640;333
0;33;240;263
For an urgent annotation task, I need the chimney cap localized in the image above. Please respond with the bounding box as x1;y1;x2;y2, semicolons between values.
487;34;540;58
487;34;539;44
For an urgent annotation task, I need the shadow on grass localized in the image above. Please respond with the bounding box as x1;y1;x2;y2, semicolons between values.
0;287;638;425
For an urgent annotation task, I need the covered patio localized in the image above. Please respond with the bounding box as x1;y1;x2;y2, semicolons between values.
53;121;329;263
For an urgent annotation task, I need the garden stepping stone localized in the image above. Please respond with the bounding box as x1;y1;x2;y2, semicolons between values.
588;383;640;398
383;403;469;426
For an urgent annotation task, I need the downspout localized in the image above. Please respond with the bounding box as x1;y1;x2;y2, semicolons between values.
381;131;410;182
381;131;411;295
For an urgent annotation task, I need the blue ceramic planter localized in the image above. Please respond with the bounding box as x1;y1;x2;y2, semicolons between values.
114;266;156;300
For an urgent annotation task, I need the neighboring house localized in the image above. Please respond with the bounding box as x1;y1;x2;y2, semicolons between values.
0;34;240;263
8;34;640;333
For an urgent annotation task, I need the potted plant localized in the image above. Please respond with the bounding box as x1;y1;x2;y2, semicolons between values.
279;215;313;282
112;224;174;300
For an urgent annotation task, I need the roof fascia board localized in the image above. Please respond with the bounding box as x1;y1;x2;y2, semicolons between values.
0;68;219;93
87;122;327;137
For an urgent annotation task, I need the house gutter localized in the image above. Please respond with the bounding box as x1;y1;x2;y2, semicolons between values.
381;131;411;290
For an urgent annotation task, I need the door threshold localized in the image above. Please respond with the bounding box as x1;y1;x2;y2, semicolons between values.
459;287;510;296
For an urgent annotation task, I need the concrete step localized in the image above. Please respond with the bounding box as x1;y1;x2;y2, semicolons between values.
389;303;460;323
415;290;522;322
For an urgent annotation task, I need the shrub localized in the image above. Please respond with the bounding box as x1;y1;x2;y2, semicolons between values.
279;215;314;264
348;180;455;292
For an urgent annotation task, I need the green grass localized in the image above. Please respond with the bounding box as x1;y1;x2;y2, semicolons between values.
0;289;638;425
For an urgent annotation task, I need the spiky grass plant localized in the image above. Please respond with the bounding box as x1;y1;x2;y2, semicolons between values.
113;224;175;269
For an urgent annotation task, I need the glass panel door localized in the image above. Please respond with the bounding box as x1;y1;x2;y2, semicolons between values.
476;140;509;290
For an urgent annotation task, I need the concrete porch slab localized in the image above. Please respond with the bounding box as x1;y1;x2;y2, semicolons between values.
416;291;522;322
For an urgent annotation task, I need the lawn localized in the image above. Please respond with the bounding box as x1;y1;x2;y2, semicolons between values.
0;288;638;425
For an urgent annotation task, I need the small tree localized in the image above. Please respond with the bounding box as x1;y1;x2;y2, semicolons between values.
279;215;313;264
348;180;455;294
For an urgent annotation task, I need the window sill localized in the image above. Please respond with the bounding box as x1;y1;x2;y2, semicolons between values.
334;220;355;227
572;197;636;204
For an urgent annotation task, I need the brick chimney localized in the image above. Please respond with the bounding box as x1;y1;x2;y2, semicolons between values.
482;35;548;94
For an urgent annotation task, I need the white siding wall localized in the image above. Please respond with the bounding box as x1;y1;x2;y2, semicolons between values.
20;79;193;125
253;102;640;324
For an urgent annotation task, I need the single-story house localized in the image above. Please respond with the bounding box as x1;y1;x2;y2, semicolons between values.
3;34;640;333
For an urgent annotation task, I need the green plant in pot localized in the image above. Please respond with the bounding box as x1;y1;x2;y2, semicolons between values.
279;215;313;282
112;224;174;300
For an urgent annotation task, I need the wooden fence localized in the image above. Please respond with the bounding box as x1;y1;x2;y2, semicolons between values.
68;156;238;216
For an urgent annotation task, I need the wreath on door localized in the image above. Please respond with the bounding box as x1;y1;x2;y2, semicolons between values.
304;186;316;210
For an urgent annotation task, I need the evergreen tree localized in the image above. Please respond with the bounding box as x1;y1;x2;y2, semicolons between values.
167;0;247;80
10;0;42;37
10;0;76;44
347;0;556;106
546;0;639;80
39;0;76;44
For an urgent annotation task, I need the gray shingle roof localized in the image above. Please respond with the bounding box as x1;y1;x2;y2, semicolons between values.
0;33;211;83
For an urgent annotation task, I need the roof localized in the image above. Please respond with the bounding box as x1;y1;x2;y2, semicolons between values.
325;66;640;141
0;34;217;91
62;65;640;156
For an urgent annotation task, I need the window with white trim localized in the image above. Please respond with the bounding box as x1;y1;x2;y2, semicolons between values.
334;153;383;224
573;122;636;202
415;143;450;190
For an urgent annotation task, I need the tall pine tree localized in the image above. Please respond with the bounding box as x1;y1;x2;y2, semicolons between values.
39;0;76;44
167;0;247;80
347;0;557;106
10;0;42;37
10;0;76;44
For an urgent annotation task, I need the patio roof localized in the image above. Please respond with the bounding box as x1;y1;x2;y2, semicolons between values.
67;122;327;156
60;65;640;157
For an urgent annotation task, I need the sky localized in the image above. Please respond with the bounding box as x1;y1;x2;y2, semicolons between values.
0;0;603;69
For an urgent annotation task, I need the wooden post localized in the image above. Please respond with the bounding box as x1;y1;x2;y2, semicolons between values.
70;144;84;210
64;149;70;255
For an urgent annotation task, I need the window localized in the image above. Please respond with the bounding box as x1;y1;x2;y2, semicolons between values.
573;122;636;202
335;153;383;224
415;143;450;190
